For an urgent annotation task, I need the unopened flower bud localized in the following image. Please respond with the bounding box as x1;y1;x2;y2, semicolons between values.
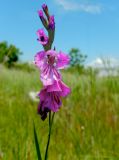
42;4;48;11
48;15;55;30
38;10;44;18
37;10;48;29
42;4;50;20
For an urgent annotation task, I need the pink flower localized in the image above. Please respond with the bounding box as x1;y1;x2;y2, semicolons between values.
38;81;70;120
34;50;70;86
37;81;70;120
35;4;71;121
37;88;61;120
37;29;49;46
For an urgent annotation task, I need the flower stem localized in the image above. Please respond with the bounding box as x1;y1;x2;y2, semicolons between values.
44;112;55;160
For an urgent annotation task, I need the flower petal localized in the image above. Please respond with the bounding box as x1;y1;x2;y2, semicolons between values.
38;88;61;113
47;80;62;92
46;50;57;57
47;80;71;97
49;92;61;112
40;65;54;85
34;51;46;70
59;81;71;97
40;66;61;86
56;52;70;69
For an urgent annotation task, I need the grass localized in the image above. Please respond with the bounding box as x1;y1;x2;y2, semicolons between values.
0;65;119;160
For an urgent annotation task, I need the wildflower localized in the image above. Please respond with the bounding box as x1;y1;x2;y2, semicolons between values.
35;3;70;122
37;88;61;120
37;79;70;120
34;3;71;159
34;50;70;86
37;29;49;46
37;80;70;119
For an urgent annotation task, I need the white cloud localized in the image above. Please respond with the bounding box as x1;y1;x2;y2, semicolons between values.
55;0;79;11
86;57;119;68
86;57;119;77
55;0;103;14
79;4;102;14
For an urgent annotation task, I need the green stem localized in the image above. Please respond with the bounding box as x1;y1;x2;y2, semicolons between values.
49;111;51;126
44;112;55;160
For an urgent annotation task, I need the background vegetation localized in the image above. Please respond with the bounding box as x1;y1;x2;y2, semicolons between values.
0;62;119;159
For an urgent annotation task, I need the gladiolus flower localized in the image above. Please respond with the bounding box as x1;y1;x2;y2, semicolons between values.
35;4;71;122
34;50;70;86
37;88;61;120
37;80;70;120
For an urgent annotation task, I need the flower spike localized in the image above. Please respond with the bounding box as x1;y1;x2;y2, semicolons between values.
35;4;70;121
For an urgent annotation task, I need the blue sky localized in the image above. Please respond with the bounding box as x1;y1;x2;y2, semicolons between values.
0;0;119;63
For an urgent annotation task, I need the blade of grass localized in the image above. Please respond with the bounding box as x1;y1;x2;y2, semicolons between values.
33;122;42;160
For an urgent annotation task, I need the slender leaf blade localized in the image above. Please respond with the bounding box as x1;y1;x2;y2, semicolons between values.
33;122;42;160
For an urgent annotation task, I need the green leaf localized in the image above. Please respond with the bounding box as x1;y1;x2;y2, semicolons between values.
33;122;42;160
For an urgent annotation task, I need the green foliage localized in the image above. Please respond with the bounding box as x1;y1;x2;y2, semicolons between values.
0;41;22;67
0;66;119;159
0;41;8;62
69;48;87;73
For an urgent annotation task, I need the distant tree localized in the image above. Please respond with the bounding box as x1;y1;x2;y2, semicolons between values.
6;44;22;67
0;41;22;67
69;48;87;71
0;41;8;62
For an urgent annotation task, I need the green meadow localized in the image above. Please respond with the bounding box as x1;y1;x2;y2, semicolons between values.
0;65;119;160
